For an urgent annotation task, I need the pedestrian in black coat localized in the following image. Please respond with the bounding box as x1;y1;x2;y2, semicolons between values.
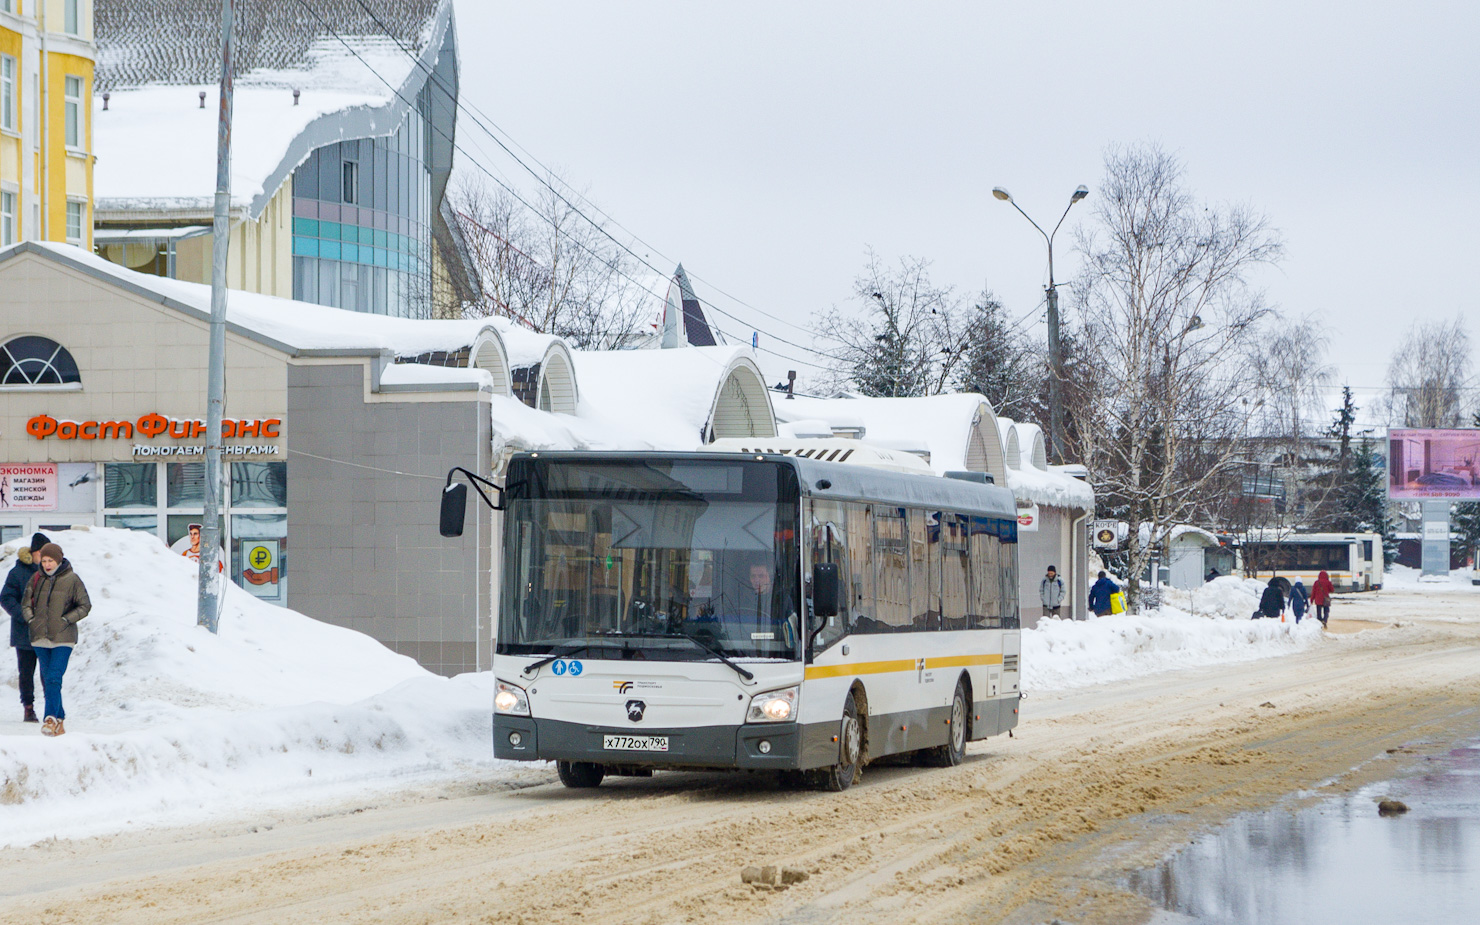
1257;578;1285;620
2;533;50;723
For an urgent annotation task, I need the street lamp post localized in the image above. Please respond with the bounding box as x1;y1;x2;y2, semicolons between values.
993;184;1088;464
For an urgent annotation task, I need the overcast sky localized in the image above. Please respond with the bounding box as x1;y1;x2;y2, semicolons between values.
451;1;1479;426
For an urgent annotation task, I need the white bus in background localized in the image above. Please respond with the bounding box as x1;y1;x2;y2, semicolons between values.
1240;531;1384;592
447;451;1022;791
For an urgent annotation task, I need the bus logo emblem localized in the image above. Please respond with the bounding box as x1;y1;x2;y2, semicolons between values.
614;681;633;693
626;700;646;723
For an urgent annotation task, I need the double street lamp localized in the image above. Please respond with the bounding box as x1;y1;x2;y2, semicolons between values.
992;184;1088;465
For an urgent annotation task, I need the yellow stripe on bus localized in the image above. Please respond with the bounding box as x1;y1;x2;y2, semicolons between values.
803;654;1002;680
804;659;915;680
925;654;1003;669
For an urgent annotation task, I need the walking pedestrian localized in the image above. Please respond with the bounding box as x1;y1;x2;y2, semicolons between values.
1290;579;1309;624
1257;577;1284;620
1040;565;1066;618
1088;570;1120;617
2;533;49;723
1311;570;1334;628
22;542;90;737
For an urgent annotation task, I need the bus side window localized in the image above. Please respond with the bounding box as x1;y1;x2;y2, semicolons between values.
941;513;970;630
871;507;910;633
809;500;851;650
846;503;873;629
910;509;939;632
967;515;1001;629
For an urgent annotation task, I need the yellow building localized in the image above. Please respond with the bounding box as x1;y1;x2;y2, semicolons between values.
0;0;95;249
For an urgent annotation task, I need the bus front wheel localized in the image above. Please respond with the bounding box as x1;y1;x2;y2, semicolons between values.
557;760;605;788
811;692;864;792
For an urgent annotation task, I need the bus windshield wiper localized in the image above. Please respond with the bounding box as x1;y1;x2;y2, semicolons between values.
524;643;591;675
668;632;755;682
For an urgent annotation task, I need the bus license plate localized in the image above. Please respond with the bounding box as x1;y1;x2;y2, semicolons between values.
603;734;669;752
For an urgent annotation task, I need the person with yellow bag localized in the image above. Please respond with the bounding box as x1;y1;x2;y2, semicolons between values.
1089;570;1121;617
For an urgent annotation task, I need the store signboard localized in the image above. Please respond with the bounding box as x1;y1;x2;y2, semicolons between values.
1016;503;1040;532
0;464;58;511
1388;428;1480;500
1092;519;1118;549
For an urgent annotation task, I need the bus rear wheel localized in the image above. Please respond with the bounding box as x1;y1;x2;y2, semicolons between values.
921;679;968;767
557;760;605;788
810;692;864;792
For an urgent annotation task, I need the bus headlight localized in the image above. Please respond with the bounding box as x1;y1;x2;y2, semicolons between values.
494;680;530;716
747;686;799;723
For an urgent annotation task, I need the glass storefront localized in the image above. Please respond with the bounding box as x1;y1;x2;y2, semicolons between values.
290;87;435;317
101;461;289;605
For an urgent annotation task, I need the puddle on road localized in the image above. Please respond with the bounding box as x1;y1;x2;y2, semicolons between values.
1128;741;1480;925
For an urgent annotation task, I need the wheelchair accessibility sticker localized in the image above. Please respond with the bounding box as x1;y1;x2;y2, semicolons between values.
551;660;584;677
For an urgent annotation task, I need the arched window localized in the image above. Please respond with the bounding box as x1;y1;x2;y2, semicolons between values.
0;336;81;386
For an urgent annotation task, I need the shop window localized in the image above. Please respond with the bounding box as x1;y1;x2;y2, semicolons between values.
64;76;82;148
0;335;81;387
167;462;205;507
104;514;158;534
104;462;156;509
231;462;287;508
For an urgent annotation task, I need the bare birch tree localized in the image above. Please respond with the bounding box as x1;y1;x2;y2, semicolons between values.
814;250;968;397
1068;144;1282;610
449;176;651;349
1381;315;1475;427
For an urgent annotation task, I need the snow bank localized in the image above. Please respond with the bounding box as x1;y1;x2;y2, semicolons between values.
0;528;505;847
1023;607;1324;692
1382;564;1480;592
1159;575;1269;619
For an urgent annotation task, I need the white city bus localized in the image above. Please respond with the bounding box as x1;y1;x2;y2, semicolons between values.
477;451;1022;791
1241;531;1384;592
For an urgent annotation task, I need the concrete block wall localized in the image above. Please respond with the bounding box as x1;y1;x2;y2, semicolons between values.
287;362;491;677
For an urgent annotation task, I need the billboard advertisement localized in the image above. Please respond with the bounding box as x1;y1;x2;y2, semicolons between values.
1388;428;1480;500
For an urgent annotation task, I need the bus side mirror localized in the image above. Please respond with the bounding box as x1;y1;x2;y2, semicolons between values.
440;482;468;537
812;562;840;618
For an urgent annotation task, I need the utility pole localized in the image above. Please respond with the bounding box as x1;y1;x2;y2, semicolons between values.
992;185;1088;464
199;0;234;633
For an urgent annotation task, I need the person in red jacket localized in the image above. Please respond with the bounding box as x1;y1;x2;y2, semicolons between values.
1311;570;1335;627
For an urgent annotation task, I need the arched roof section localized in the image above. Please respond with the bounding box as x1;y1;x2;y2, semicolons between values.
570;346;777;448
535;341;579;415
1014;422;1049;469
467;328;513;398
708;354;778;441
962;401;1009;487
996;419;1021;470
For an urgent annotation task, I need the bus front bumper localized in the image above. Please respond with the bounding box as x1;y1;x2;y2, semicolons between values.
494;715;824;770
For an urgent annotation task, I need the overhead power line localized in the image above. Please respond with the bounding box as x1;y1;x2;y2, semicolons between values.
290;0;841;372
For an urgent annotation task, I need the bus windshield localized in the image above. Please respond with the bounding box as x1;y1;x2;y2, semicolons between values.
498;457;802;661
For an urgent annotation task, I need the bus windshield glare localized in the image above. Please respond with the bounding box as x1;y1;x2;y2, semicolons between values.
499;458;801;661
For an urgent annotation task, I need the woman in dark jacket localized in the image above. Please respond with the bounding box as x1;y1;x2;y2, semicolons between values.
1088;571;1120;617
2;533;48;723
1257;578;1284;620
22;542;90;736
1289;580;1309;624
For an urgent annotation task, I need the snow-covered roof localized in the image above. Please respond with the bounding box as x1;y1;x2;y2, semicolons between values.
777;394;1007;484
571;346;777;449
1138;523;1223;548
93;0;453;217
1012;422;1049;470
707;438;937;476
1;242;502;367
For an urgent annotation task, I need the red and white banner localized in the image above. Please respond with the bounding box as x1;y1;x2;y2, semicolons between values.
0;464;58;511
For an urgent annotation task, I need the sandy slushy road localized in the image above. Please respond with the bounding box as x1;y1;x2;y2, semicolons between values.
1;589;1476;925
